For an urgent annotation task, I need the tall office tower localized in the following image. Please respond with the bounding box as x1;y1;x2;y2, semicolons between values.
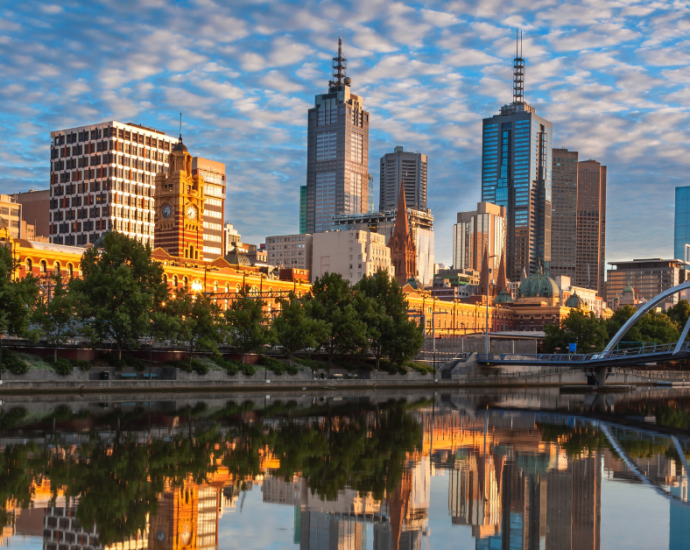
575;160;607;296
481;36;553;282
550;149;579;280
379;146;427;212
12;189;50;239
675;186;690;262
192;157;226;260
452;202;507;275
367;174;375;213
49;121;177;246
306;38;370;233
299;185;307;233
223;222;241;254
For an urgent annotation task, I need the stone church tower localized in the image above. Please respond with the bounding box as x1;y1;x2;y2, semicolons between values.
388;179;417;286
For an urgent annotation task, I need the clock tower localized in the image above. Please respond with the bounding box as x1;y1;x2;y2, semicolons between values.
154;137;206;260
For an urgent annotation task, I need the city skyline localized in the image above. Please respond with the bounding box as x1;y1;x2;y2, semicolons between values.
1;2;688;265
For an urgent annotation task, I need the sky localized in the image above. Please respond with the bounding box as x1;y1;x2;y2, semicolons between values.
1;0;689;267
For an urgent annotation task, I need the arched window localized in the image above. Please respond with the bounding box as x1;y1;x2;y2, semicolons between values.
163;274;168;285
67;263;73;278
183;276;188;288
26;259;32;272
214;281;218;292
236;284;241;293
173;275;178;287
54;262;61;275
225;283;229;293
224;299;228;310
40;260;47;273
249;286;259;296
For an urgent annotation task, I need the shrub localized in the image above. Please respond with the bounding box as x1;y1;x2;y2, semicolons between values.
214;358;242;375
405;361;435;375
259;355;299;375
73;359;92;371
240;363;256;375
1;350;29;375
379;360;407;375
169;359;209;375
102;352;126;371
192;360;209;375
53;358;74;376
128;357;147;372
294;356;327;371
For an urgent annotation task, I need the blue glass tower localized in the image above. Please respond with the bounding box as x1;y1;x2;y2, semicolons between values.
481;38;553;282
674;186;690;262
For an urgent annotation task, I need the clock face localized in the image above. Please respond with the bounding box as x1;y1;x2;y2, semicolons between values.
186;204;197;220
161;203;173;219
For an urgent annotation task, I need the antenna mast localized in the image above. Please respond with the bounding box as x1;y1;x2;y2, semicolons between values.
329;37;348;91
513;30;525;104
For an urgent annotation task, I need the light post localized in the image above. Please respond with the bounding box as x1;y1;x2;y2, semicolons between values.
485;255;498;355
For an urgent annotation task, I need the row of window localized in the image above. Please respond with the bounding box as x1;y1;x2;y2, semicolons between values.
54;127;173;149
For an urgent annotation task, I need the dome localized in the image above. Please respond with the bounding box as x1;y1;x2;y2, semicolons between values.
224;248;251;267
622;285;634;295
518;270;560;298
565;292;582;308
172;139;188;153
494;289;513;304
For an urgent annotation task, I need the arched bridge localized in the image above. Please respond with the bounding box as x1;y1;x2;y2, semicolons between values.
474;281;690;385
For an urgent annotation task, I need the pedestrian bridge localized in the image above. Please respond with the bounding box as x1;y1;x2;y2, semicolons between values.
472;280;690;384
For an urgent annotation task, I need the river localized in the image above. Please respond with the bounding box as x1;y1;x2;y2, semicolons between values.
1;387;688;549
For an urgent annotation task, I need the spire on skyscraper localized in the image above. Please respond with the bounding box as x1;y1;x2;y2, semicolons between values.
329;37;351;91
513;30;524;104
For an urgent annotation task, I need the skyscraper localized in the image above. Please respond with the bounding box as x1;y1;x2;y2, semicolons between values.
452;202;506;275
575;160;607;296
299;185;307;233
379;146;428;212
551;148;579;280
192;157;226;260
49;121;177;247
481;36;553;282
306;38;370;233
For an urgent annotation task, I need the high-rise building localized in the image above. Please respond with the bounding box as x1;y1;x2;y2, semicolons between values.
266;233;312;271
575;160;607;296
153;138;206;260
306;38;370;234
551;148;579;280
675;186;690;262
607;258;687;308
192;157;226;260
379;146;427;212
481;39;553;282
49;121;177;247
367;174;375;213
299;185;307;233
452;202;506;277
12;189;50;239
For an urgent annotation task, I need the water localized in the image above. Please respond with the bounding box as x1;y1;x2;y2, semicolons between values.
1;388;689;549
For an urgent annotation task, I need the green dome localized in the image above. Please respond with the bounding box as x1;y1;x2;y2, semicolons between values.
494;289;513;304
565;292;582;308
518;270;560;298
622;285;634;295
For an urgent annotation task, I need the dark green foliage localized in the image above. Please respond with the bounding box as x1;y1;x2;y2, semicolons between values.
0;349;28;374
70;232;167;360
272;292;328;362
215;357;257;376
224;286;272;357
666;299;690;331
52;357;74;375
540;424;610;458
169;359;209;375
0;244;40;342
304;272;368;366
605;305;681;347
353;271;424;368
128;357;147;372
72;359;92;371
543;309;609;353
405;360;435;375
32;275;77;361
294;356;327;371
259;355;299;375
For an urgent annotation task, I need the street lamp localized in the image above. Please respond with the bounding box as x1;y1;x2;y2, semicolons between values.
485;254;498;355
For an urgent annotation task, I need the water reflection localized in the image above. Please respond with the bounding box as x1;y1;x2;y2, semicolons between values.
1;390;690;549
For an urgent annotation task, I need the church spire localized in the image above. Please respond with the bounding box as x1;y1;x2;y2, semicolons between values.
388;177;416;287
496;249;507;293
393;178;409;239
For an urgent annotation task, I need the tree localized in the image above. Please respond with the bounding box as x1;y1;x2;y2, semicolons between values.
166;289;223;365
666;299;690;330
305;272;368;366
70;232;167;360
33;276;77;361
224;286;271;359
353;271;424;368
272;292;328;364
0;243;39;340
605;305;681;348
543;309;609;353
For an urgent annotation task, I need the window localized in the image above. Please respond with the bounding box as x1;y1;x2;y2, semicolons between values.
40;260;47;273
173;275;178;287
26;259;32;272
183;276;188;288
67;263;73;278
316;131;337;161
350;133;363;163
214;281;218;292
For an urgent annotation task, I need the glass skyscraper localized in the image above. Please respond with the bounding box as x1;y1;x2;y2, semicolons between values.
299;185;307;234
674;186;690;262
481;50;553;282
306;38;370;233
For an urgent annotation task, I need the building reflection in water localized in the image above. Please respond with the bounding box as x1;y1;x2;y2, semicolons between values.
4;403;690;550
